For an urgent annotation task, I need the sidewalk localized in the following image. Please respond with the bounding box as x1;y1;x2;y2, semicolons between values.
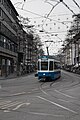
0;72;35;80
0;73;17;80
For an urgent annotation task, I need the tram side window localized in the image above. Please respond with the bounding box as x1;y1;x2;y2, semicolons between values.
41;61;48;70
49;61;53;70
54;62;60;69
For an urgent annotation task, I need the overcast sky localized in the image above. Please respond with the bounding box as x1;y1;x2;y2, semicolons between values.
11;0;80;55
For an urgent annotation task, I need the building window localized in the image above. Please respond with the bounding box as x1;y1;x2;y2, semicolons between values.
0;34;17;52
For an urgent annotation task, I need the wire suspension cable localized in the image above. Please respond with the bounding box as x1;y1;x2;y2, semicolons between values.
16;7;68;27
62;2;75;15
14;2;22;6
45;1;56;7
46;2;60;19
42;1;60;28
72;0;80;9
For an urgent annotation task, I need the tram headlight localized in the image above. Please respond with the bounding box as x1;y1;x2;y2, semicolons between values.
43;73;45;75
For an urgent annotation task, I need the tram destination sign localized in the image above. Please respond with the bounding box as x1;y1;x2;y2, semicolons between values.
38;56;48;60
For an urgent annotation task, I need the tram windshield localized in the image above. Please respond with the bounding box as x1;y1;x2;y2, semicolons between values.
41;61;48;70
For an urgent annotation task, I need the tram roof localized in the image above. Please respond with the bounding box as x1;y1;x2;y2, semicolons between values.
38;55;59;61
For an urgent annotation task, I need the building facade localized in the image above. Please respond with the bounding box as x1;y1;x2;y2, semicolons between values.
62;33;80;70
0;0;19;76
0;0;44;77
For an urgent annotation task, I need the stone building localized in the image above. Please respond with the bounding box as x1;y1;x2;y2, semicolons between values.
0;0;44;77
62;20;80;70
0;0;19;76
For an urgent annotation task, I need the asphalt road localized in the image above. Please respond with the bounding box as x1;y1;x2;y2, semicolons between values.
0;70;80;120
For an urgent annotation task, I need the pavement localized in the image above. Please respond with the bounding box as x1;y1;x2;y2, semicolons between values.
0;72;35;80
0;73;17;80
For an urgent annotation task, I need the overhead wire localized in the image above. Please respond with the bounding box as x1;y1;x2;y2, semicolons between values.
42;1;60;28
14;2;22;6
34;21;71;27
62;1;76;15
22;0;26;9
15;6;70;28
14;0;76;30
14;0;76;53
29;13;72;19
72;0;80;9
14;2;73;30
14;1;76;27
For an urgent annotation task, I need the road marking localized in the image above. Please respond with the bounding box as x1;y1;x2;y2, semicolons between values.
27;92;31;93
29;112;64;117
0;101;11;106
13;103;30;110
12;92;26;96
54;90;75;98
32;88;38;91
40;87;48;95
4;110;10;112
1;101;22;109
37;96;77;114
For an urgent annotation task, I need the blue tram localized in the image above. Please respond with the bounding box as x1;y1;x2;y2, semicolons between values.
37;55;61;81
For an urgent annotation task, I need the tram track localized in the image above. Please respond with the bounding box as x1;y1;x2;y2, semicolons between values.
39;72;80;97
38;71;80;106
57;71;80;91
1;71;80;101
1;73;80;99
0;71;80;118
37;79;79;115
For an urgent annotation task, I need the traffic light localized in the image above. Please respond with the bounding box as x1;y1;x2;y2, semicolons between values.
60;0;63;2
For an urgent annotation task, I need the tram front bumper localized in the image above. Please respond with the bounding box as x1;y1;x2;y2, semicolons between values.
38;72;52;80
